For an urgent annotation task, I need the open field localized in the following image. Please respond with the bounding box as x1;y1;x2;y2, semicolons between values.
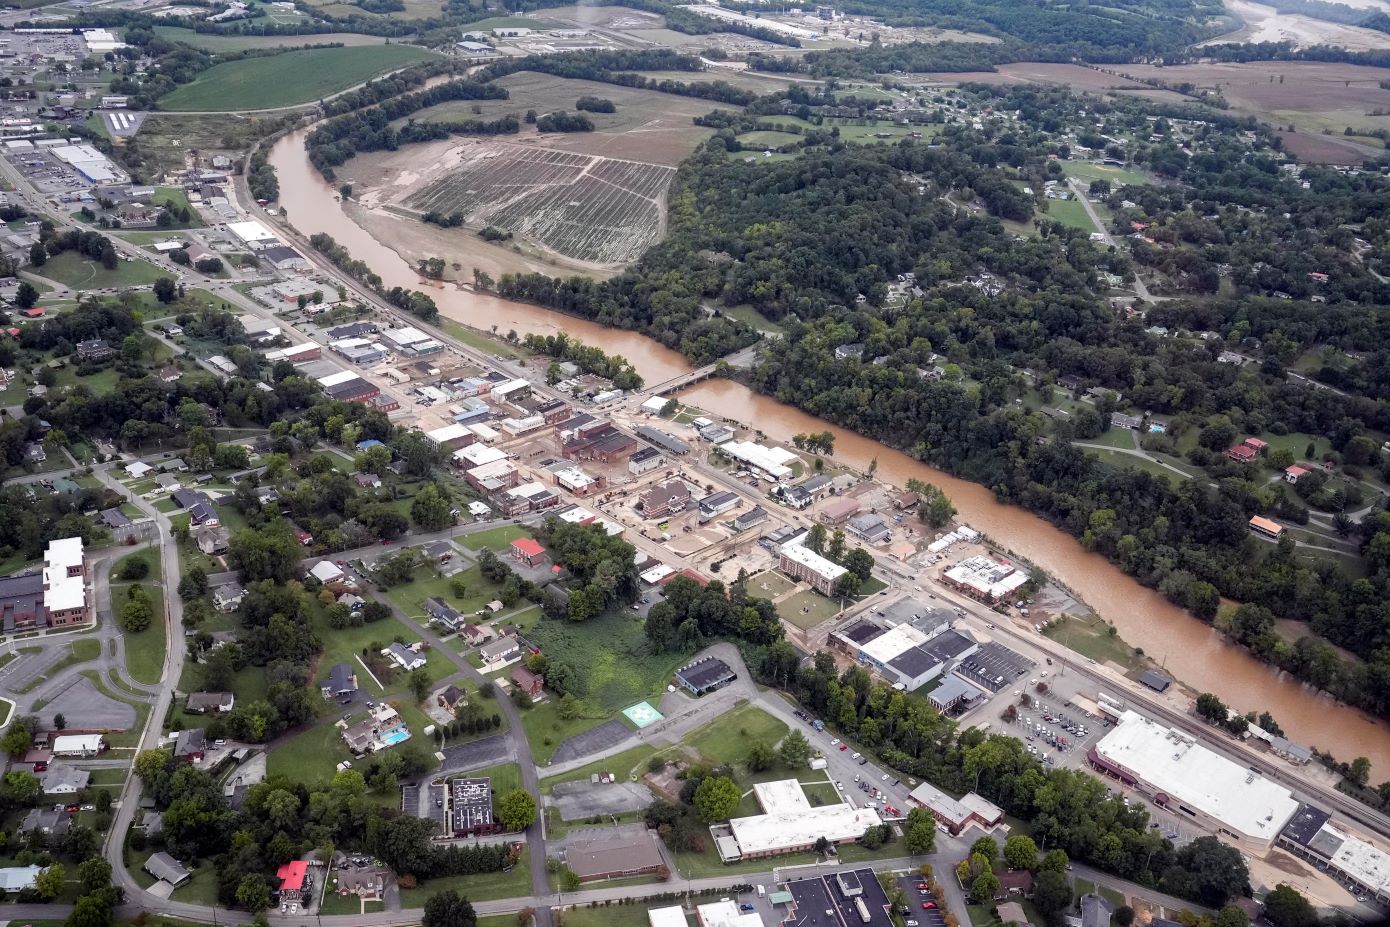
1062;160;1151;187
1044;198;1097;232
405;145;673;264
1113;60;1390;137
157;45;438;111
777;587;845;630
127;113;280;179
152;27;387;51
37;252;168;289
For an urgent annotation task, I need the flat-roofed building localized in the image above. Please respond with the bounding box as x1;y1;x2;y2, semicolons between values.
1090;710;1298;853
1279;804;1390;904
42;537;87;627
635;425;690;456
450;777;497;836
718;780;882;861
563;828;665;882
628;447;664;474
941;555;1028;604
674;656;736;696
778;540;846;596
782;869;895;927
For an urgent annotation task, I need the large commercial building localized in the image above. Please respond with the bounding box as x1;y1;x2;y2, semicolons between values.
1279;804;1390;904
1089;710;1298;853
782;869;895;927
450;777;498;836
777;538;846;595
940;555;1029;603
563;828;665;882
714;779;882;861
907;782;1004;836
832;601;976;691
0;538;89;633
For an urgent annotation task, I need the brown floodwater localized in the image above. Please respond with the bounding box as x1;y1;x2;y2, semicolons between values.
269;128;1390;773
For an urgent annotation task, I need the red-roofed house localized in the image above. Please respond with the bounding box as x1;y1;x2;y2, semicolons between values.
1225;444;1258;463
1243;437;1269;455
1308;272;1329;284
1284;465;1311;484
511;665;544;700
21;308;43;319
276;860;309;901
659;568;709;588
294;529;313;546
510;537;547;567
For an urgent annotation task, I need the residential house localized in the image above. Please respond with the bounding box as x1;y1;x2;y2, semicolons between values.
1285;465;1310;484
334;867;387;900
194;523;229;555
425;596;464;634
511;666;544;701
1110;413;1142;431
353;473;382;490
510;537;547;567
100;508;131;530
0;865;43;893
75;339;112;360
144;852;190;886
21;807;70;839
185;692;235;714
320;663;357;699
173;728;207;763
437;685;467;712
39;765;88;795
461;623;496;647
212;582;245;612
479;635;520;667
382;643;426;672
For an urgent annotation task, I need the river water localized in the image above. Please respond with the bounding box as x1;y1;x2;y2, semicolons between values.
268;127;1390;773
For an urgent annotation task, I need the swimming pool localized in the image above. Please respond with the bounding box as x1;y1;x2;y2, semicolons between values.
379;727;411;747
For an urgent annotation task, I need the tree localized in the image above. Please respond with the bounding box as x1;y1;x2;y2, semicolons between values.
120;586;153;632
2;770;40;804
34;863;64;900
1114;907;1134;927
970;871;1000;904
77;857;112;893
1039;849;1069;874
778;729;812;768
970;835;999;863
904;807;936;854
411;483;453;530
747;741;776;772
14;280;38;309
1032;869;1072;924
1167;836;1248;906
1263;885;1317;927
423;889;478;927
153;277;177;304
53;712;66;731
1348;755;1372;787
496;788;537;831
28;242;45;267
693;775;741;822
1004;834;1039;871
235;874;272;912
133;748;170;782
1195;692;1227;724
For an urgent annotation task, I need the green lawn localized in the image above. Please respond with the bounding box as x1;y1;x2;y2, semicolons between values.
1085;448;1189;484
157;45;438;111
737;130;802;149
540;744;658;793
459;761;522;795
383;563;505;622
720;303;785;335
1043;614;1141;671
687;703;787;766
153;26;388;50
116;583;166;686
777;587;845;630
459;524;532;552
37;251;170;289
1061;160;1150;188
320;891;386;915
398;856;531;906
1043;198;1097;232
152;187;204;228
559;906;675;927
1087;428;1138;450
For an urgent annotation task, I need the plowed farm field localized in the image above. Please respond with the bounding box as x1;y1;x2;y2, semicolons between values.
405;145;675;264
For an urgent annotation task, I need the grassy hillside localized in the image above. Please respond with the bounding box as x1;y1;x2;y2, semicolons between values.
157;44;437;111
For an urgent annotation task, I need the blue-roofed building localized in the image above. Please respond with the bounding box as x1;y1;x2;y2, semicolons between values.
356;439;386;451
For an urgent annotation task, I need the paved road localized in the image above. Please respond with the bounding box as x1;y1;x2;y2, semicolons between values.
1066;178;1157;304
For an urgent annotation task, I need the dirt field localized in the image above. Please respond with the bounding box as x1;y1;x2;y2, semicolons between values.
1277;129;1380;164
917;63;1193;106
345;72;745;268
1114;60;1390;134
1202;0;1390;49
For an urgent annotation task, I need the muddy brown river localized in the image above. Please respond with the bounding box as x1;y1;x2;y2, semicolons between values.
269;127;1390;773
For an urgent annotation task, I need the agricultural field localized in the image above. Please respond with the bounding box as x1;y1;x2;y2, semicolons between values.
151;27;387;51
406;145;674;264
157;45;438;111
1114;60;1390;136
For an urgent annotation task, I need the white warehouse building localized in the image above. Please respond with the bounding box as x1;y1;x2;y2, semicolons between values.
1089;710;1299;854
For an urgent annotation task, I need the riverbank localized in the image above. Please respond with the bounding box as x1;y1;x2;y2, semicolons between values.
263;125;1390;775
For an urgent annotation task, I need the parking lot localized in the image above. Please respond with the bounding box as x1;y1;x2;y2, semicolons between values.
897;874;948;927
958;641;1035;693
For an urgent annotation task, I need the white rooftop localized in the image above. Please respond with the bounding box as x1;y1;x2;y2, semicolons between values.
729;779;881;857
648;906;689;927
226;219;277;244
310;561;345;584
455;444;509;467
697;900;764;927
779;539;847;583
944;555;1028;599
43;537;85;613
317;370;359;388
641;395;669;413
860;622;928;664
382;325;430;347
554;466;595;488
1318;823;1390;896
1095;711;1298;844
721;440;799;479
426;423;470;445
467;423;500;442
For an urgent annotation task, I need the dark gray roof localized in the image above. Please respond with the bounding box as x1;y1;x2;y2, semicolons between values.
1280;804;1332;849
174;728;206;757
675;656;735;690
144;851;191;884
1139;670;1172;692
920;628;976;662
100;508;131;528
